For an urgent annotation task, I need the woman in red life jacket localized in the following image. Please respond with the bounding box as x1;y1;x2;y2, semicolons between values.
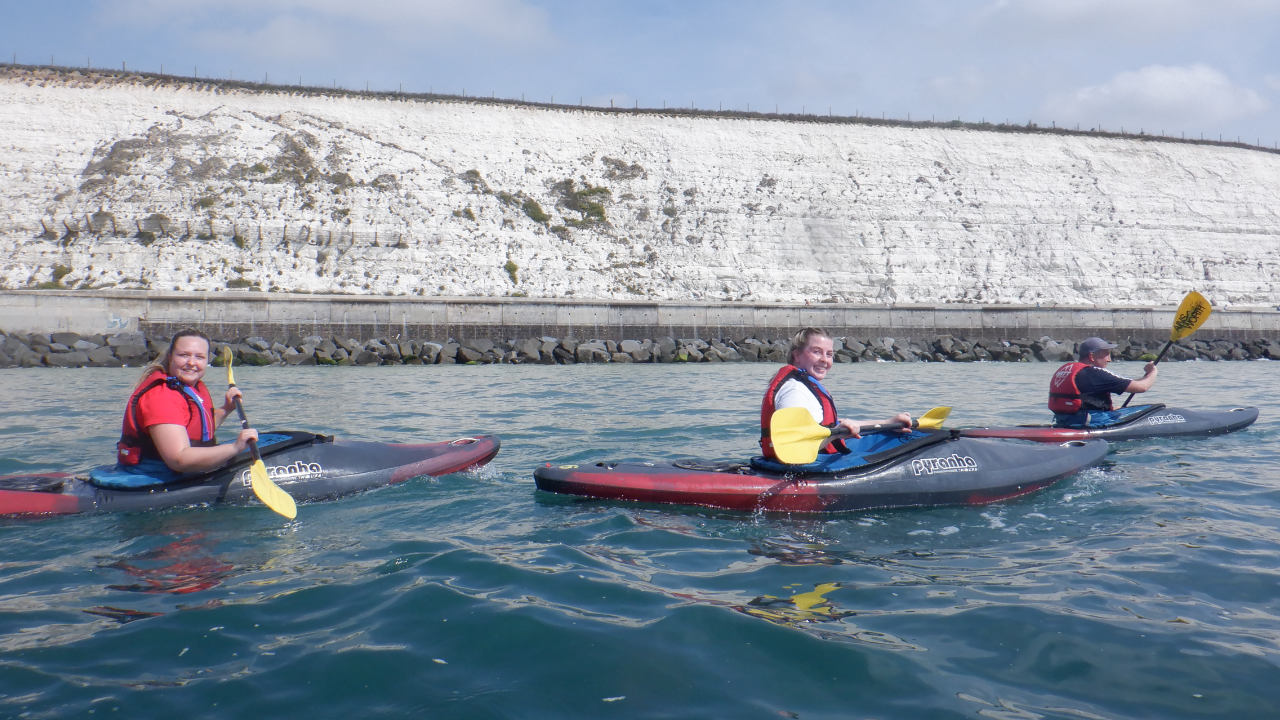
1048;336;1159;427
760;327;912;460
117;329;258;476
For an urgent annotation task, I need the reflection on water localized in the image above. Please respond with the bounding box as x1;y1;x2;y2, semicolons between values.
100;532;235;595
82;531;235;623
739;581;854;624
82;606;164;623
749;535;846;565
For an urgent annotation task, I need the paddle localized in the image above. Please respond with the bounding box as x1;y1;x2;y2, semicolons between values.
1120;291;1212;408
220;347;297;519
769;406;952;465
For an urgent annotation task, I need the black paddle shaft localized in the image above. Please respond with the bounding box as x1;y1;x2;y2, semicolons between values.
1121;340;1172;408
828;419;916;443
230;394;264;462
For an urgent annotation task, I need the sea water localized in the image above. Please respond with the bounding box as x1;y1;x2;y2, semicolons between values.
0;360;1276;719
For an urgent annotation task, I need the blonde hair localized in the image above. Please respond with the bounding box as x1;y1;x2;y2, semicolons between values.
788;327;831;364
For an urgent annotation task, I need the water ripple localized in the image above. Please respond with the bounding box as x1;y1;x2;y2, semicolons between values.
0;361;1276;718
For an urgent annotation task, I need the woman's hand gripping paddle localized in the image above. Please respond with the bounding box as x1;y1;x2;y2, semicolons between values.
1121;291;1212;408
769;406;952;465
221;347;297;519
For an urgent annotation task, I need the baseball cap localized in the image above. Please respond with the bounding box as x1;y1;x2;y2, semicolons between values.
1078;336;1118;359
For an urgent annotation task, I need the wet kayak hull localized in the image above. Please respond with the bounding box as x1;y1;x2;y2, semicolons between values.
960;405;1258;442
534;434;1108;513
0;432;500;516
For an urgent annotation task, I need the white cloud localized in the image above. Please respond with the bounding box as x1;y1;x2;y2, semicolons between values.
1042;64;1268;134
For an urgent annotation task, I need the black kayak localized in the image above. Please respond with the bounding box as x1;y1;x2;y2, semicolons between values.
959;404;1259;442
0;431;500;516
534;431;1108;513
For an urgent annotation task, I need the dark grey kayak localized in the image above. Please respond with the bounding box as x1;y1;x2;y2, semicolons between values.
960;404;1258;442
535;431;1108;513
0;431;500;516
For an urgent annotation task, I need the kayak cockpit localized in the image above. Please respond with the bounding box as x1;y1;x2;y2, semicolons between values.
87;431;331;490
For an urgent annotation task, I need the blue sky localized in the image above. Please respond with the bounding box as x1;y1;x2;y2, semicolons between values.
4;0;1279;146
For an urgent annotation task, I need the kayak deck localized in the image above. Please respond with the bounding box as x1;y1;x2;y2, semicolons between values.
535;433;1109;513
960;405;1258;442
0;432;500;517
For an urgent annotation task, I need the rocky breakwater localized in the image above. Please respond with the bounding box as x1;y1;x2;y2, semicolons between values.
2;330;1277;369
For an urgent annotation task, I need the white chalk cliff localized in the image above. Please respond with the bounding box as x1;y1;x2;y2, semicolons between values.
2;67;1277;307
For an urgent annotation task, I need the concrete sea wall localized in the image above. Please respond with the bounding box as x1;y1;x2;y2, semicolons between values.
1;290;1277;368
4;290;1280;342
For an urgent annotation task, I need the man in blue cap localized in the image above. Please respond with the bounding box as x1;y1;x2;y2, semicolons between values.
1048;337;1159;427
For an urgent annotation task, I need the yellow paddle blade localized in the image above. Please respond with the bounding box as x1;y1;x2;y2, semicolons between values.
770;406;951;465
740;582;853;625
917;406;951;430
221;346;237;385
791;582;842;612
770;407;833;465
1170;291;1212;341
250;460;297;519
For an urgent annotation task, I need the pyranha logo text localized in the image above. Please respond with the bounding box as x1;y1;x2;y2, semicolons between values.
240;461;324;486
911;454;979;476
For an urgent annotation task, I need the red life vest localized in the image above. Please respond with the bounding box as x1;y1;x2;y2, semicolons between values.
117;371;215;466
759;364;849;459
1048;361;1108;414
